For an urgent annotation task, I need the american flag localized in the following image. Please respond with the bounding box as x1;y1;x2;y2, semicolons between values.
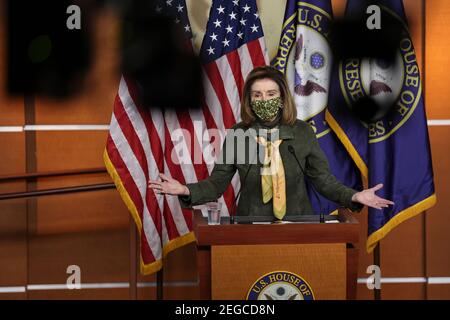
104;0;268;275
200;0;269;217
104;0;198;275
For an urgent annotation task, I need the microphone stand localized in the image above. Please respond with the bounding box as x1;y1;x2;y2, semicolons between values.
288;145;324;223
231;163;253;224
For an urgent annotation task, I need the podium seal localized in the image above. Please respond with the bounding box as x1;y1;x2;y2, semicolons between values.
246;271;315;300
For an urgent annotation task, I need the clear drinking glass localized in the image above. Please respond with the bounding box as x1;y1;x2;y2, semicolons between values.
206;202;222;225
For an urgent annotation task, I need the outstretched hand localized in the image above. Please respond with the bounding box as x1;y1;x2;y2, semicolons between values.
148;173;190;196
352;183;394;210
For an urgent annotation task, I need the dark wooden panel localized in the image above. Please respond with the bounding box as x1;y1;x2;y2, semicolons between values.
0;181;28;194
35;131;108;172
27;288;129;300
28;229;129;284
135;243;198;285
162;242;198;282
356;284;374;300
0;199;27;235
0;133;26;176
426;127;450;276
137;273;156;285
136;243;198;292
404;0;424;75
0;233;27;286
354;208;374;278
196;247;211;300
0;292;27;300
357;283;426;300
34;189;129;235
0;199;27;286
380;216;425;276
138;286;200;300
347;246;359;300
426;0;450;118
427;284;450;300
380;283;426;300
36;173;111;189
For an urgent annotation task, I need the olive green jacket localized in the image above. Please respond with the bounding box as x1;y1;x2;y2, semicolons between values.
179;119;363;216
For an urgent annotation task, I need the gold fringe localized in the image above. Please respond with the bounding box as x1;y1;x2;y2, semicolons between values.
324;114;437;253
325;110;368;178
366;194;437;253
103;149;143;231
103;149;196;275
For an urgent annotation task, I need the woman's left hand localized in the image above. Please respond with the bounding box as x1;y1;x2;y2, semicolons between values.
351;183;394;210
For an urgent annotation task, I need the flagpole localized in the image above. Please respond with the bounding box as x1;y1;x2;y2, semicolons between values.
157;269;164;300
129;216;137;300
374;243;381;300
422;0;428;301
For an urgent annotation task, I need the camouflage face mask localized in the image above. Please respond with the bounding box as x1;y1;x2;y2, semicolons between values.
251;97;282;122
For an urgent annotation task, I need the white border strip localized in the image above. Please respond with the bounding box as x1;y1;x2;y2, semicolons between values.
357;277;427;284
27;282;129;291
0;280;199;293
428;277;450;284
0;126;23;132
0;286;26;293
427;120;450;126
0;125;110;132
24;125;110;131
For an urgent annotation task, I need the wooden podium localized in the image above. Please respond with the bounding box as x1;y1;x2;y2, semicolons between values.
193;210;360;300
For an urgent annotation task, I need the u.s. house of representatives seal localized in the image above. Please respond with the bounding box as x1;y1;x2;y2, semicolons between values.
246;271;315;300
273;2;334;139
339;5;422;144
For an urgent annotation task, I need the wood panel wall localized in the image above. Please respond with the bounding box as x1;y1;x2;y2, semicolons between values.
0;0;449;300
425;0;450;300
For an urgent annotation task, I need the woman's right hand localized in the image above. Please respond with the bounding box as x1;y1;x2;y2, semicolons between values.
148;173;190;196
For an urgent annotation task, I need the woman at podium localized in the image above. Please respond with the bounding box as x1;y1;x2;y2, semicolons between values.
149;66;393;218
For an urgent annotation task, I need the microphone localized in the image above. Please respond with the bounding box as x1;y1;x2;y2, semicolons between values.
287;145;325;223
231;140;260;224
231;163;252;224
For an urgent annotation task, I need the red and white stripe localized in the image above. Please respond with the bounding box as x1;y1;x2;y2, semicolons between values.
105;36;269;272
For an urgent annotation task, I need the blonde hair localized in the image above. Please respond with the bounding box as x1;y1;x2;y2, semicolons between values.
241;66;297;126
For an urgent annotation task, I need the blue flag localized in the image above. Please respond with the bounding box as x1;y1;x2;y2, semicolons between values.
272;0;362;215
326;0;436;252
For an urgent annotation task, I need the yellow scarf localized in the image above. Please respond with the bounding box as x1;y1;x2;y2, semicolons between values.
256;136;286;220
